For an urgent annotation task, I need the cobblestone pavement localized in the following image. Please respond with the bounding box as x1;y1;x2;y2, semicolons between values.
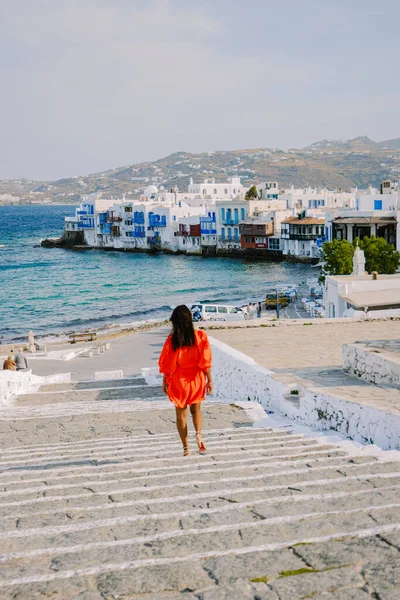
0;376;400;598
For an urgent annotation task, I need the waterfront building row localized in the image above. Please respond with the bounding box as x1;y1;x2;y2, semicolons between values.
63;178;400;260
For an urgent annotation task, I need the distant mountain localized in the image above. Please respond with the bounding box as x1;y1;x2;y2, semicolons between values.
304;136;379;151
378;138;400;150
1;136;399;204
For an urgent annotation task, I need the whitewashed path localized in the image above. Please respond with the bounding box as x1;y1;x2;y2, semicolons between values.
0;377;400;599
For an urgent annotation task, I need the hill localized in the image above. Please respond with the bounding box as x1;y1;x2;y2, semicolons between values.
1;136;400;204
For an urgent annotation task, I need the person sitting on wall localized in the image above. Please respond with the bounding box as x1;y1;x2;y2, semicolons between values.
14;347;29;371
3;354;17;371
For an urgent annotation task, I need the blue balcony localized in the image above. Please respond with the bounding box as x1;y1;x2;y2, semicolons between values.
200;214;217;235
77;222;93;229
133;226;145;238
220;234;240;242
222;218;239;226
81;204;94;215
133;211;145;224
148;214;167;227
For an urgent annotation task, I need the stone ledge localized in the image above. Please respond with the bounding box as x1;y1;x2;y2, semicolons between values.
343;341;400;387
210;336;400;450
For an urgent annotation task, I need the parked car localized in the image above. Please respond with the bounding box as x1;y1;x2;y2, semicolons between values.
265;292;289;310
191;304;244;322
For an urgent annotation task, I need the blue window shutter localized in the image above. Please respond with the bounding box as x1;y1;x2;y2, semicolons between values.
374;200;382;210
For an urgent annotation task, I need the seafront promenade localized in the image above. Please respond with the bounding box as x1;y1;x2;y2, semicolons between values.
1;320;400;598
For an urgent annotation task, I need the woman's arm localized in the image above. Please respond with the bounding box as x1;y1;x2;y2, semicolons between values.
204;369;213;395
162;375;169;395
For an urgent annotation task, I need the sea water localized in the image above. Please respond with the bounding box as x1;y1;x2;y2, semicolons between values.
0;205;316;343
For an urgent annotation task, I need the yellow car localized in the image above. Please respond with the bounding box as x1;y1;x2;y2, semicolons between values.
265;292;289;310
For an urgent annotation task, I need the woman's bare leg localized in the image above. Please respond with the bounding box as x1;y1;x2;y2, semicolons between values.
175;407;189;448
190;403;207;452
190;403;202;434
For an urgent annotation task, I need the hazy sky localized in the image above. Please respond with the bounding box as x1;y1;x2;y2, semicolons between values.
0;0;399;180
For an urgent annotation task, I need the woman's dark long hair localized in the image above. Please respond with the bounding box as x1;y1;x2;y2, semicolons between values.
170;305;195;351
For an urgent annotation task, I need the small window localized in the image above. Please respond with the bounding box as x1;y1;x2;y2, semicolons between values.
224;188;228;194
217;306;228;313
374;200;382;210
213;189;217;194
205;306;217;313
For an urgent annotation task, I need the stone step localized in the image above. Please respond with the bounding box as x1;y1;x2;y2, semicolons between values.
0;460;384;530
0;434;319;470
0;507;399;593
2;474;400;553
2;546;398;600
1;458;399;518
1;394;399;599
0;426;290;460
0;428;301;460
38;377;147;392
0;450;378;501
0;398;171;419
0;450;375;495
0;405;254;448
16;385;165;405
0;440;344;477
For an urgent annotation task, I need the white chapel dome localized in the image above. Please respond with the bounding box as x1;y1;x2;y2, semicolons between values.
144;185;158;196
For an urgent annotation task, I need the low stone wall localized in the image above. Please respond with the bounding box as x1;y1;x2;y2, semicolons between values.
210;336;400;450
0;371;71;407
343;341;400;387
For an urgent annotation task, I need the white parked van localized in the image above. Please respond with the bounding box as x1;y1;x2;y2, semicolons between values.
191;304;244;322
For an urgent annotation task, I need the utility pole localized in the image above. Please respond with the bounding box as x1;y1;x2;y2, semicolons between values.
276;288;280;319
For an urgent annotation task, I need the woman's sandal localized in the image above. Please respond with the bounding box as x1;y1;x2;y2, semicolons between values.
196;432;207;454
183;446;191;457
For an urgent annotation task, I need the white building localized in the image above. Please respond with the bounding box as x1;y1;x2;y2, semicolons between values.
281;211;326;258
280;186;356;211
175;216;201;255
326;180;400;248
325;273;400;319
325;245;400;318
188;177;243;201
215;198;287;250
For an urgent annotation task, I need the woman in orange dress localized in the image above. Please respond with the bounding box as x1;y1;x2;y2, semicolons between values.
159;305;212;456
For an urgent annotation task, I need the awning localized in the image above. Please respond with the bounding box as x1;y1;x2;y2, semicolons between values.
341;289;400;309
332;217;396;225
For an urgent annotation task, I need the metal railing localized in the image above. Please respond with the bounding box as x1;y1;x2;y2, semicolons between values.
219;235;240;242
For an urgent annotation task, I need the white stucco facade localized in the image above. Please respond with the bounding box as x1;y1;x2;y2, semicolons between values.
325;274;400;318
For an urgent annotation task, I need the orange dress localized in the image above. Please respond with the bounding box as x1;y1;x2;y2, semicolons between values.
158;330;212;409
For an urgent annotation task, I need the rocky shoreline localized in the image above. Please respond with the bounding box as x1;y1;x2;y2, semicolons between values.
41;236;318;263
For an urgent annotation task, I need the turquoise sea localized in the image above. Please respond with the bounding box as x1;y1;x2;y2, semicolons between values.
0;205;316;343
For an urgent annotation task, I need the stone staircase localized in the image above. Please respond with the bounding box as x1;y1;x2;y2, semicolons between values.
0;376;400;599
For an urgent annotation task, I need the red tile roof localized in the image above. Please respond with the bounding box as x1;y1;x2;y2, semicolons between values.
282;216;325;225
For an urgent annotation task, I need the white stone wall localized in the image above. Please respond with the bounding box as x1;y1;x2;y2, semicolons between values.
0;371;71;407
210;336;400;450
343;342;400;386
